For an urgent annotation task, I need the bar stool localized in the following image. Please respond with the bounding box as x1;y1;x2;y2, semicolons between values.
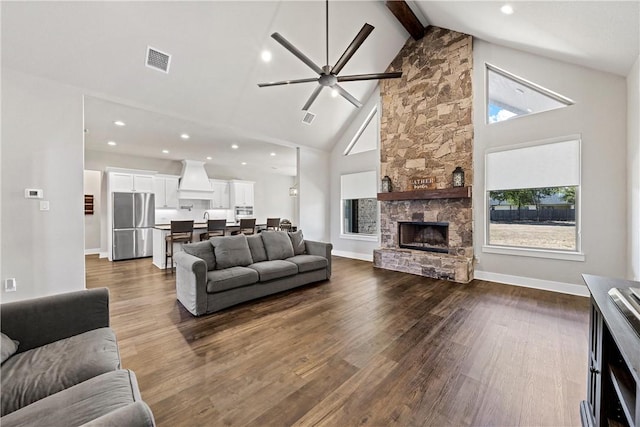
266;218;280;231
231;218;256;235
165;220;194;274
199;219;227;241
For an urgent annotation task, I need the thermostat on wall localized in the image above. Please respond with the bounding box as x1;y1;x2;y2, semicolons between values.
25;188;44;199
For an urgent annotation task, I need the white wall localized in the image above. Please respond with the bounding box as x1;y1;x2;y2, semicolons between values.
628;55;640;280
298;147;330;242
329;90;380;261
1;68;86;302
83;170;102;253
473;40;628;288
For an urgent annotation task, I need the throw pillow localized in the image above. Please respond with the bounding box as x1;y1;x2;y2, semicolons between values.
182;241;216;271
246;234;267;263
211;235;253;269
288;230;305;255
261;231;295;261
1;332;19;364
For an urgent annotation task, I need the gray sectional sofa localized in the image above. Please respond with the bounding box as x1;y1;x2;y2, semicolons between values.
174;230;332;316
0;288;155;427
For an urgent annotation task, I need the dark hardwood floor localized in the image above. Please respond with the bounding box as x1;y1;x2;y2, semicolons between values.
86;255;589;426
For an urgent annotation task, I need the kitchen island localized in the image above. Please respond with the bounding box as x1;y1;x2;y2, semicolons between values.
152;222;247;269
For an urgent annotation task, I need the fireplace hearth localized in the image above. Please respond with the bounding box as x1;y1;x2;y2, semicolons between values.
398;222;449;253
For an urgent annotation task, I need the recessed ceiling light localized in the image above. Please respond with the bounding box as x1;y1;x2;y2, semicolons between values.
113;120;126;126
270;152;276;156
500;4;514;15
241;162;247;166
107;141;117;146
162;149;169;154
180;133;190;140
526;108;533;113
331;89;339;98
515;88;525;94
261;50;272;62
206;156;212;160
231;144;239;149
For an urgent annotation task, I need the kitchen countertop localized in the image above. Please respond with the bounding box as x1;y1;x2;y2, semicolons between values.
153;222;238;231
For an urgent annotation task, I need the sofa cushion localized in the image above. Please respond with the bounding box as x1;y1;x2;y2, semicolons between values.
248;260;298;282
261;231;295;260
0;370;153;427
288;230;306;255
0;333;19;364
246;234;267;263
206;266;259;293
182;240;216;271
286;255;328;273
211;235;253;269
0;327;120;416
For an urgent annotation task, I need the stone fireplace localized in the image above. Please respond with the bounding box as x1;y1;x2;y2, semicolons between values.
398;222;449;253
373;26;474;283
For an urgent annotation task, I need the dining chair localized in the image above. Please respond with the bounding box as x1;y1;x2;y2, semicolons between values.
200;219;227;241
165;220;194;274
266;217;281;231
231;218;256;235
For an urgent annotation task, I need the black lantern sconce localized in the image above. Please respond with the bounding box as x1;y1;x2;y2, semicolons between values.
381;175;393;192
452;167;465;188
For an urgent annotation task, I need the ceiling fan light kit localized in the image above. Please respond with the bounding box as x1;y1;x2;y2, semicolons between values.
257;0;402;111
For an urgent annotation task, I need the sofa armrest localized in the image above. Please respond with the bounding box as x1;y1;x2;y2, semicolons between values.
174;251;208;316
80;401;156;427
0;288;110;353
304;240;333;278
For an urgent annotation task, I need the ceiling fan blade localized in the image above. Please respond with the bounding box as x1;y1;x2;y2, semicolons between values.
271;32;324;75
337;72;403;82
333;84;363;108
331;23;374;75
302;85;324;111
257;77;319;87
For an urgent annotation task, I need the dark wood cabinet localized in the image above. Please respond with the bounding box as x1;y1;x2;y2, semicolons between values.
582;274;640;427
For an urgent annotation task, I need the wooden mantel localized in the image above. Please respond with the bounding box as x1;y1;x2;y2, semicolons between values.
377;186;471;201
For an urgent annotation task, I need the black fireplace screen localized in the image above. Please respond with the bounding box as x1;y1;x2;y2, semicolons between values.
398;222;449;253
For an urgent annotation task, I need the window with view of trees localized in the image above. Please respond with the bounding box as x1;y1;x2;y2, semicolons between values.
485;137;581;256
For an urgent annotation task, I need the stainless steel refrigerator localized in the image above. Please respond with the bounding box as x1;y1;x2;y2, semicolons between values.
112;192;155;260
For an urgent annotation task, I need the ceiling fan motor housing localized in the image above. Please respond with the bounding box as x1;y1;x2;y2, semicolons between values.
319;74;338;87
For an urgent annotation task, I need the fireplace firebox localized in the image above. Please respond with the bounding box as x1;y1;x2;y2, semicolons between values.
398;222;449;253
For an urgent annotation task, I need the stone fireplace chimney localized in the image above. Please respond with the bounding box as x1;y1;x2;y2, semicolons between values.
373;27;474;283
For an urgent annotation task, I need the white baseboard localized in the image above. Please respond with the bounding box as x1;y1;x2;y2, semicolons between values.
99;252;108;259
333;250;373;262
84;248;101;255
474;270;589;297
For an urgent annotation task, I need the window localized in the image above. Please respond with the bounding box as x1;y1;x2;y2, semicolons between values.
487;64;574;124
340;171;378;240
485;137;583;260
343;106;378;156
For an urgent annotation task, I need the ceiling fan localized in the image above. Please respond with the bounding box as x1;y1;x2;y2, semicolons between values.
257;0;402;111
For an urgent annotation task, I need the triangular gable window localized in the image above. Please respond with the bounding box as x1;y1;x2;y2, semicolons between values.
344;106;378;156
487;64;574;124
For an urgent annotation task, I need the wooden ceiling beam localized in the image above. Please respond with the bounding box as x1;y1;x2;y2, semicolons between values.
385;0;426;40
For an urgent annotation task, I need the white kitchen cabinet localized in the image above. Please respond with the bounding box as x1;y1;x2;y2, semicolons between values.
230;180;254;207
210;179;230;209
109;172;154;193
154;175;179;208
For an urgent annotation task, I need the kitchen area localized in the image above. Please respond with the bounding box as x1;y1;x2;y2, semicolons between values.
84;158;297;270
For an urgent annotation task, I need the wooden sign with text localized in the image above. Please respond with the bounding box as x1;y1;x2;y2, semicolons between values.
411;176;436;190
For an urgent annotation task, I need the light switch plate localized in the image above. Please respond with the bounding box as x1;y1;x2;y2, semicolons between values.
5;278;16;292
25;188;43;199
39;201;50;211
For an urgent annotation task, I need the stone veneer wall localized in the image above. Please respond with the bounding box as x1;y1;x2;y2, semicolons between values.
374;26;474;283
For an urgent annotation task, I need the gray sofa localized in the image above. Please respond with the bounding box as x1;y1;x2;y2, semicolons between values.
0;288;155;427
174;230;332;316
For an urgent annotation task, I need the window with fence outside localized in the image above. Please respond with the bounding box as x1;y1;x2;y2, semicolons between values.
485;137;582;258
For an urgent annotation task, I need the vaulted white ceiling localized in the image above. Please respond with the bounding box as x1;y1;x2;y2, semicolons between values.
2;1;638;172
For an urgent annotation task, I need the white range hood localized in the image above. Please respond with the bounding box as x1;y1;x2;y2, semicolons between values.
178;160;214;200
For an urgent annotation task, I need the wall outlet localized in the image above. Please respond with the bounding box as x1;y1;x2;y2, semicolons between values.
4;278;16;292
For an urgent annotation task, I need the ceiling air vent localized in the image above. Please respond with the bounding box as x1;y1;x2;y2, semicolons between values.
145;46;171;73
302;111;316;125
